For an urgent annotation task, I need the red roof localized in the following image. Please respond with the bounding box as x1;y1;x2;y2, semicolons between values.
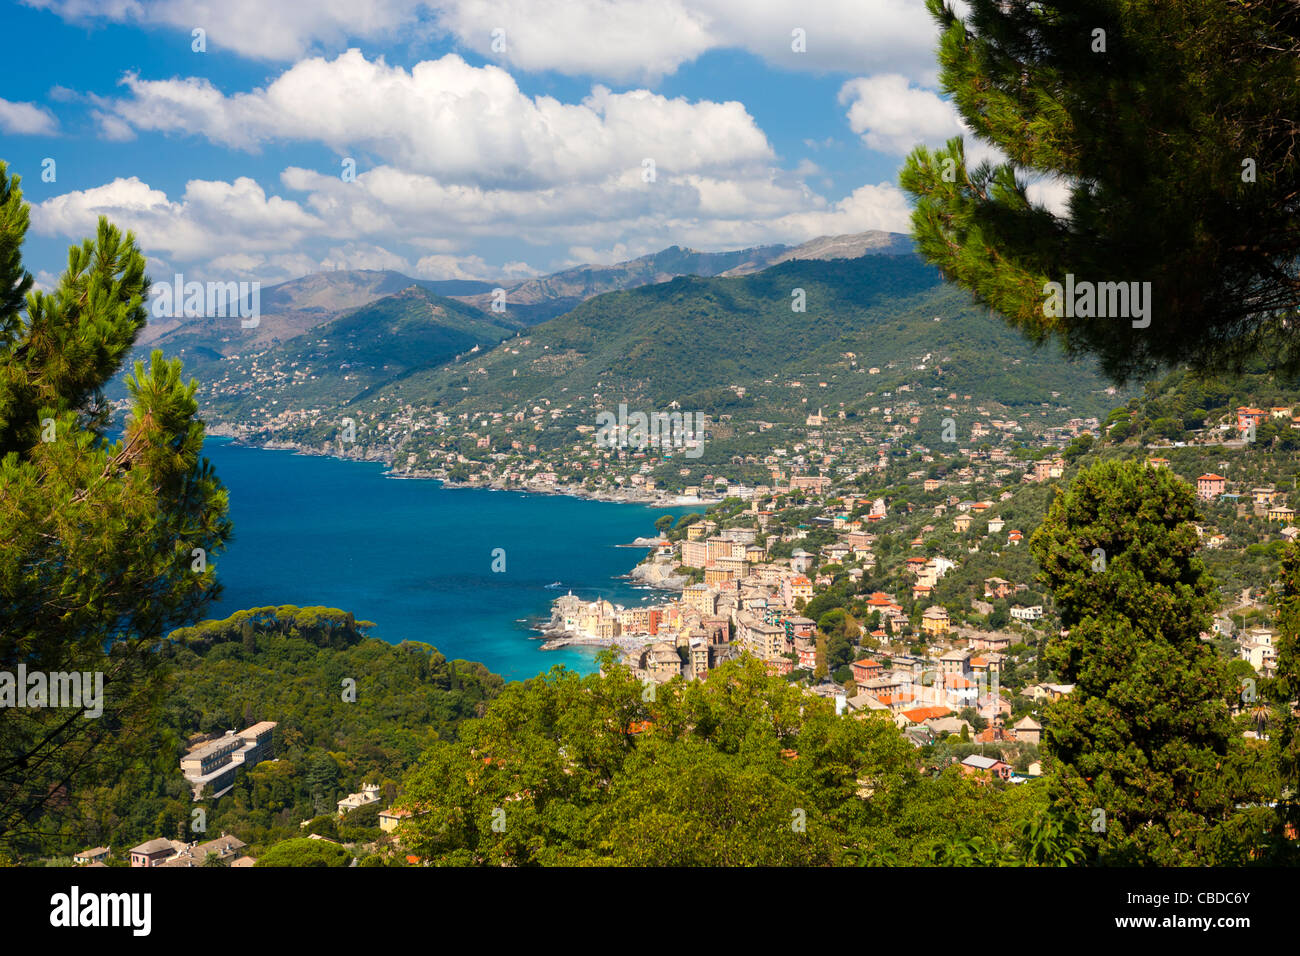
1199;474;1225;481
901;706;952;723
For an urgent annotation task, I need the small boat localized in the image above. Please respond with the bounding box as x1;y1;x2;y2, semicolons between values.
545;581;563;589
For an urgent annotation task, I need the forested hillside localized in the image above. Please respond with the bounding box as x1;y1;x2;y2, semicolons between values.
21;606;502;861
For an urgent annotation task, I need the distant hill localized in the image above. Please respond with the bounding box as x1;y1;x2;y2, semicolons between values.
449;231;915;322
135;232;916;369
303;253;1126;449
719;232;914;276
136;269;497;355
184;285;523;417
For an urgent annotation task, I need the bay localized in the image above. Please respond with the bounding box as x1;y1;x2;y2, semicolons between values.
202;437;700;681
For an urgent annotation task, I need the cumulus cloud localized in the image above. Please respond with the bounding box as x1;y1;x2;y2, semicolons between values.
101;51;774;189
0;97;59;135
25;0;429;62
29;152;914;286
30;0;944;82
840;73;1005;169
839;74;964;155
414;253;539;280
30;175;325;261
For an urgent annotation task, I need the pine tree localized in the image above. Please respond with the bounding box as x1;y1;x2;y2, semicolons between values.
1030;459;1257;863
0;162;232;852
899;0;1300;383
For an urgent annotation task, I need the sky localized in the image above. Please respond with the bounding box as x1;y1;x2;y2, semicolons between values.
0;0;1057;289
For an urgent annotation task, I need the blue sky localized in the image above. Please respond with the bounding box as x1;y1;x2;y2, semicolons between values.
2;0;1020;288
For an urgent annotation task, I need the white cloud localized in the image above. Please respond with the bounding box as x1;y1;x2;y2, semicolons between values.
1026;175;1072;217
30;175;325;261
101;51;774;190
414;253;538;280
29;152;914;286
839;74;963;155
317;243;414;273
436;0;714;83
31;0;944;83
0;97;59;135
25;0;428;61
839;72;1006;173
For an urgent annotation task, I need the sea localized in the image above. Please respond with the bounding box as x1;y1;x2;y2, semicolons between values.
201;437;701;681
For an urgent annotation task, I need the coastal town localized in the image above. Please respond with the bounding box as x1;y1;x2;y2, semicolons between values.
531;399;1293;772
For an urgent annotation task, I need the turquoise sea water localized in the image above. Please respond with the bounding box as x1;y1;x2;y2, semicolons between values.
201;438;700;681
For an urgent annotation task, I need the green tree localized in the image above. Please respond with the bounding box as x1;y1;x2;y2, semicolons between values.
306;754;340;815
0;163;231;852
899;0;1300;382
1030;459;1257;863
1268;541;1300;859
398;657;927;866
256;838;352;867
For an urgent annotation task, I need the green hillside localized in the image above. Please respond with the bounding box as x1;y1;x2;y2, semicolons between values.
354;254;1122;428
199;285;522;416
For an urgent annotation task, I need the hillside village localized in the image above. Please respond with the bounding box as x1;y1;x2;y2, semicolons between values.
533;397;1298;773
79;380;1300;867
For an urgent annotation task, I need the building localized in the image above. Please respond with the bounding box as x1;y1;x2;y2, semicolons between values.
789;475;831;494
642;641;683;681
1239;630;1277;677
337;783;381;816
983;577;1012;599
379;808;412;833
938;648;970;676
74;847;111;865
681;584;718;616
959;754;1013;781
921;606;950;637
1237;406;1266;433
1197;474;1226;500
743;621;787;661
1013;715;1043;745
781;575;814;608
157;834;248;868
1253;487;1278;507
129;838;188;868
680;539;708;568
850;658;883;685
1010;605;1044;622
179;721;277;801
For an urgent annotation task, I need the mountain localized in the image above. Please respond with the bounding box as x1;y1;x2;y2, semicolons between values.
451;231;915;321
136;233;916;368
204;252;1128;460
136;269;497;356
447;242;788;323
189;285;523;418
718;231;914;276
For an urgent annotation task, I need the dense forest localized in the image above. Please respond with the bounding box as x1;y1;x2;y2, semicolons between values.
18;606;502;863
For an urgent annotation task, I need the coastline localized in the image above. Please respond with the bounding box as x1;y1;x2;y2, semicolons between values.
204;425;703;662
203;425;721;508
